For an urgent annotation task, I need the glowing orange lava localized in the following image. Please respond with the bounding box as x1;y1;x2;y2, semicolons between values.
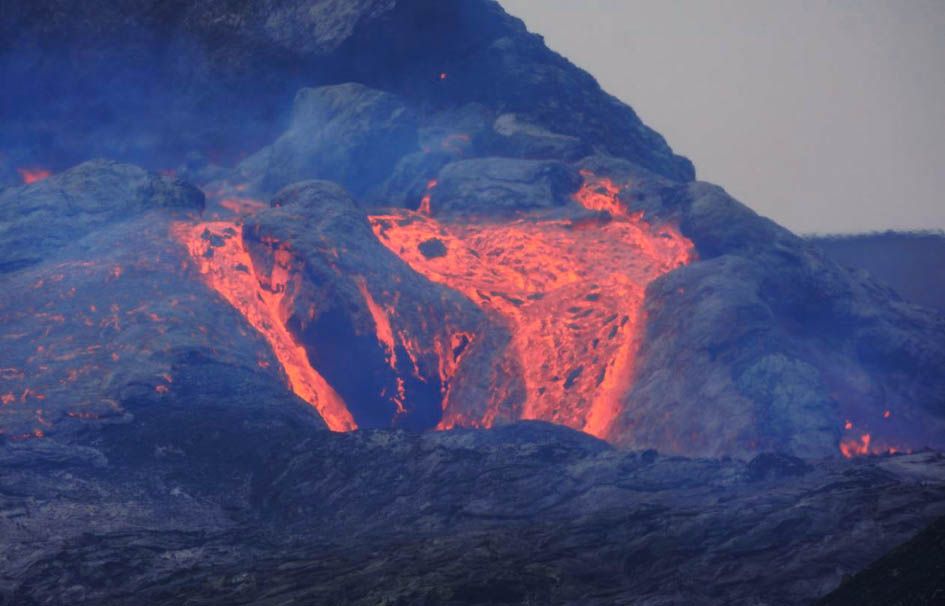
369;172;694;439
418;179;437;215
17;167;52;184
840;433;871;458
839;413;908;458
173;221;356;431
574;170;625;216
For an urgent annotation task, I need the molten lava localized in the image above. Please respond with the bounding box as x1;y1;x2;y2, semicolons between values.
840;433;872;458
369;172;694;439
418;179;437;215
17;167;52;184
173;221;356;431
839;414;907;458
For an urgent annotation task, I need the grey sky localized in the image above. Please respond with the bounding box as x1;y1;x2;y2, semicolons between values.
500;0;945;234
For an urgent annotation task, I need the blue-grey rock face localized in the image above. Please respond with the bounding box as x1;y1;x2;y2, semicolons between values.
0;0;694;183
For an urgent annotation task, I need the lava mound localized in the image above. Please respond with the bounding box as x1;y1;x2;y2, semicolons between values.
1;1;943;462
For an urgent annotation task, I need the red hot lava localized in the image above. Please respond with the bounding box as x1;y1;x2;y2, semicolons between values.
839;414;908;458
418;179;437;215
369;172;694;439
173;221;356;431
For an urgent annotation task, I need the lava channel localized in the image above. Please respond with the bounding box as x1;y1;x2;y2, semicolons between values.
369;172;695;439
173;221;356;431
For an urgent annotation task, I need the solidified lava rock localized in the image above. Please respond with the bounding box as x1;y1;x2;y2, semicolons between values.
4;425;945;606
0;0;694;181
429;157;582;216
234;84;419;198
0;160;204;273
817;513;945;606
418;237;447;258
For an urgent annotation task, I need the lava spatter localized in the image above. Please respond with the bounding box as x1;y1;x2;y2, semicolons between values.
369;172;694;439
16;167;52;184
173;221;356;431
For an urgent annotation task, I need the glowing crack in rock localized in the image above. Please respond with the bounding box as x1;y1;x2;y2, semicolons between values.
369;172;695;439
173;221;356;431
417;179;437;215
17;167;52;184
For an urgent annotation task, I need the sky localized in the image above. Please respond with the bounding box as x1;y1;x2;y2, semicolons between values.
499;0;945;234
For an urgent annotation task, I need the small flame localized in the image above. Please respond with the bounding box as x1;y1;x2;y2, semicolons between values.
418;179;438;215
17;167;52;184
840;433;871;458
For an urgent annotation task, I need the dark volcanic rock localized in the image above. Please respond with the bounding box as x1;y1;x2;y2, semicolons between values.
235;84;419;198
429;157;582;216
809;231;945;312
608;178;945;457
4;424;945;605
817;514;945;606
0;0;693;181
487;112;592;161
1;1;940;461
0;160;203;273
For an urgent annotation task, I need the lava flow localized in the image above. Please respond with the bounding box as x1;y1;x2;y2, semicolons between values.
839;416;908;458
369;172;694;439
173;221;356;431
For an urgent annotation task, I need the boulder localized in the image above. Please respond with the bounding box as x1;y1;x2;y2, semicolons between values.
234;83;418;198
429;157;582;216
0;159;203;273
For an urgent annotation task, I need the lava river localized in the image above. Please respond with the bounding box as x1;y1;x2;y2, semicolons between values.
173;221;356;431
172;173;693;441
369;173;694;439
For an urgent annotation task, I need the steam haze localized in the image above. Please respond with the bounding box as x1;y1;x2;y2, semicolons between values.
500;0;945;234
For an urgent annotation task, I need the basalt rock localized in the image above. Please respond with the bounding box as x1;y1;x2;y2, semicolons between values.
234;84;419;198
3;423;945;605
809;231;945;312
0;160;203;273
0;0;694;181
429;157;582;216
